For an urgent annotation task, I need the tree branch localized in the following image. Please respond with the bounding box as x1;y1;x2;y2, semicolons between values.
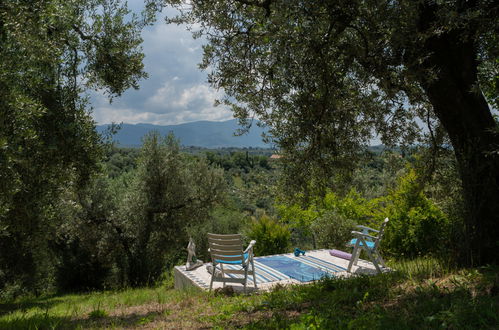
72;24;94;41
235;0;272;17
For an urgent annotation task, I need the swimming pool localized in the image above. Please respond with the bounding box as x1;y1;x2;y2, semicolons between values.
257;255;332;282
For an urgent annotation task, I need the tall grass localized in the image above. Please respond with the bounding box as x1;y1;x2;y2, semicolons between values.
0;286;192;329
390;256;453;281
0;257;497;329
237;257;498;329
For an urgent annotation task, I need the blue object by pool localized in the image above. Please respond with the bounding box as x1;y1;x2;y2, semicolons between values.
257;256;330;282
294;248;306;257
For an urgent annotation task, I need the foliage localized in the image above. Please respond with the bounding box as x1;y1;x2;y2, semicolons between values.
113;132;226;285
0;0;150;296
184;146;274;156
382;168;452;258
349;151;409;200
53;175;120;292
103;147;141;178
277;190;374;249
205;151;271;172
233;169;277;215
277;204;317;249
163;0;499;266
245;215;290;256
186;206;249;262
277;166;451;258
321;190;376;226
310;211;356;250
50;133;227;290
205;150;278;215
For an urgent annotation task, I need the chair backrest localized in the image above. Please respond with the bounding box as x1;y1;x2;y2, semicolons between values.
374;218;389;249
208;233;244;264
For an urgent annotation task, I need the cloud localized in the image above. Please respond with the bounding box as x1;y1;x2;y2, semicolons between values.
146;81;176;109
92;106;153;125
147;80;220;110
91;78;232;125
140;79;233;123
92;104;231;126
89;4;233;125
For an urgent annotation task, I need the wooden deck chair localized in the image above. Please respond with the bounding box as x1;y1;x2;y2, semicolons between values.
347;218;389;274
207;233;257;292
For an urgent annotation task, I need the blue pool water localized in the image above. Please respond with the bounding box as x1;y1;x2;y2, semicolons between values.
257;256;330;282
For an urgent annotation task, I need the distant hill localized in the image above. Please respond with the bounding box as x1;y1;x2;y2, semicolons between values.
96;119;269;148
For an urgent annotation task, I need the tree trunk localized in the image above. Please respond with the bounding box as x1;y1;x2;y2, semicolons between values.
417;19;499;266
128;211;154;286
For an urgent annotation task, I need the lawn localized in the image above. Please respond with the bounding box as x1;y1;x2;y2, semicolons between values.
1;258;497;329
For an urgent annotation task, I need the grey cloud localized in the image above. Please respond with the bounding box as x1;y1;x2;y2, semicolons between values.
90;3;232;125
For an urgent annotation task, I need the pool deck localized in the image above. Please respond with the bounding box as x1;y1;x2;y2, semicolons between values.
174;249;387;293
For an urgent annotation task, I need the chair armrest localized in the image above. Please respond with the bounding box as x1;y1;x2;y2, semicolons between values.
351;231;378;241
356;225;379;233
244;240;256;254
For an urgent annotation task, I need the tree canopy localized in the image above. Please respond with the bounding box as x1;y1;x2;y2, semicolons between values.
0;0;150;293
161;0;499;265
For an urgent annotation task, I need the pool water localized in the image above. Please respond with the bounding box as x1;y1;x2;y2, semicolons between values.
257;255;330;282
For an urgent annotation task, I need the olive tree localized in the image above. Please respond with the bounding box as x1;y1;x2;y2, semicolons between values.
0;0;150;294
159;0;498;265
115;132;226;285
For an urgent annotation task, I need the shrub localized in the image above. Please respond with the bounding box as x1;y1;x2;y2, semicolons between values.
382;168;451;257
310;210;356;249
277;167;452;259
277;190;376;249
276;204;317;248
245;215;291;256
321;190;373;225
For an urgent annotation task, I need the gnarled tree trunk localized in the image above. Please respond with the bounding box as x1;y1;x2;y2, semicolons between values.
417;16;499;266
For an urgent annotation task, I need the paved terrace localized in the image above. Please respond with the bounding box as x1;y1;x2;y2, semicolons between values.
174;249;387;293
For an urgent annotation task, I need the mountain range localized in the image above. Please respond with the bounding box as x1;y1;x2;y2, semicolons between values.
96;119;269;148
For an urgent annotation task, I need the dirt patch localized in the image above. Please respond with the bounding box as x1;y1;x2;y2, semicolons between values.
225;309;304;328
109;302;170;318
71;301;197;329
71;293;304;329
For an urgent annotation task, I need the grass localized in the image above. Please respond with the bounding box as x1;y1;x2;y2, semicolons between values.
0;258;497;329
0;286;193;329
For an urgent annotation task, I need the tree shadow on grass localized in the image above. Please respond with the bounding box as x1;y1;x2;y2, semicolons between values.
241;268;499;329
0;309;168;329
72;310;166;329
0;313;70;330
0;296;64;317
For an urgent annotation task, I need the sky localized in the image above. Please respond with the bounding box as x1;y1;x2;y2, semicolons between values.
90;1;233;126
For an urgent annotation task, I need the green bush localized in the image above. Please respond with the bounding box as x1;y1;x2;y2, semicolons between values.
245;215;291;256
277;190;376;249
310;210;356;249
382;168;451;257
277;167;452;259
276;203;317;248
321;190;374;225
